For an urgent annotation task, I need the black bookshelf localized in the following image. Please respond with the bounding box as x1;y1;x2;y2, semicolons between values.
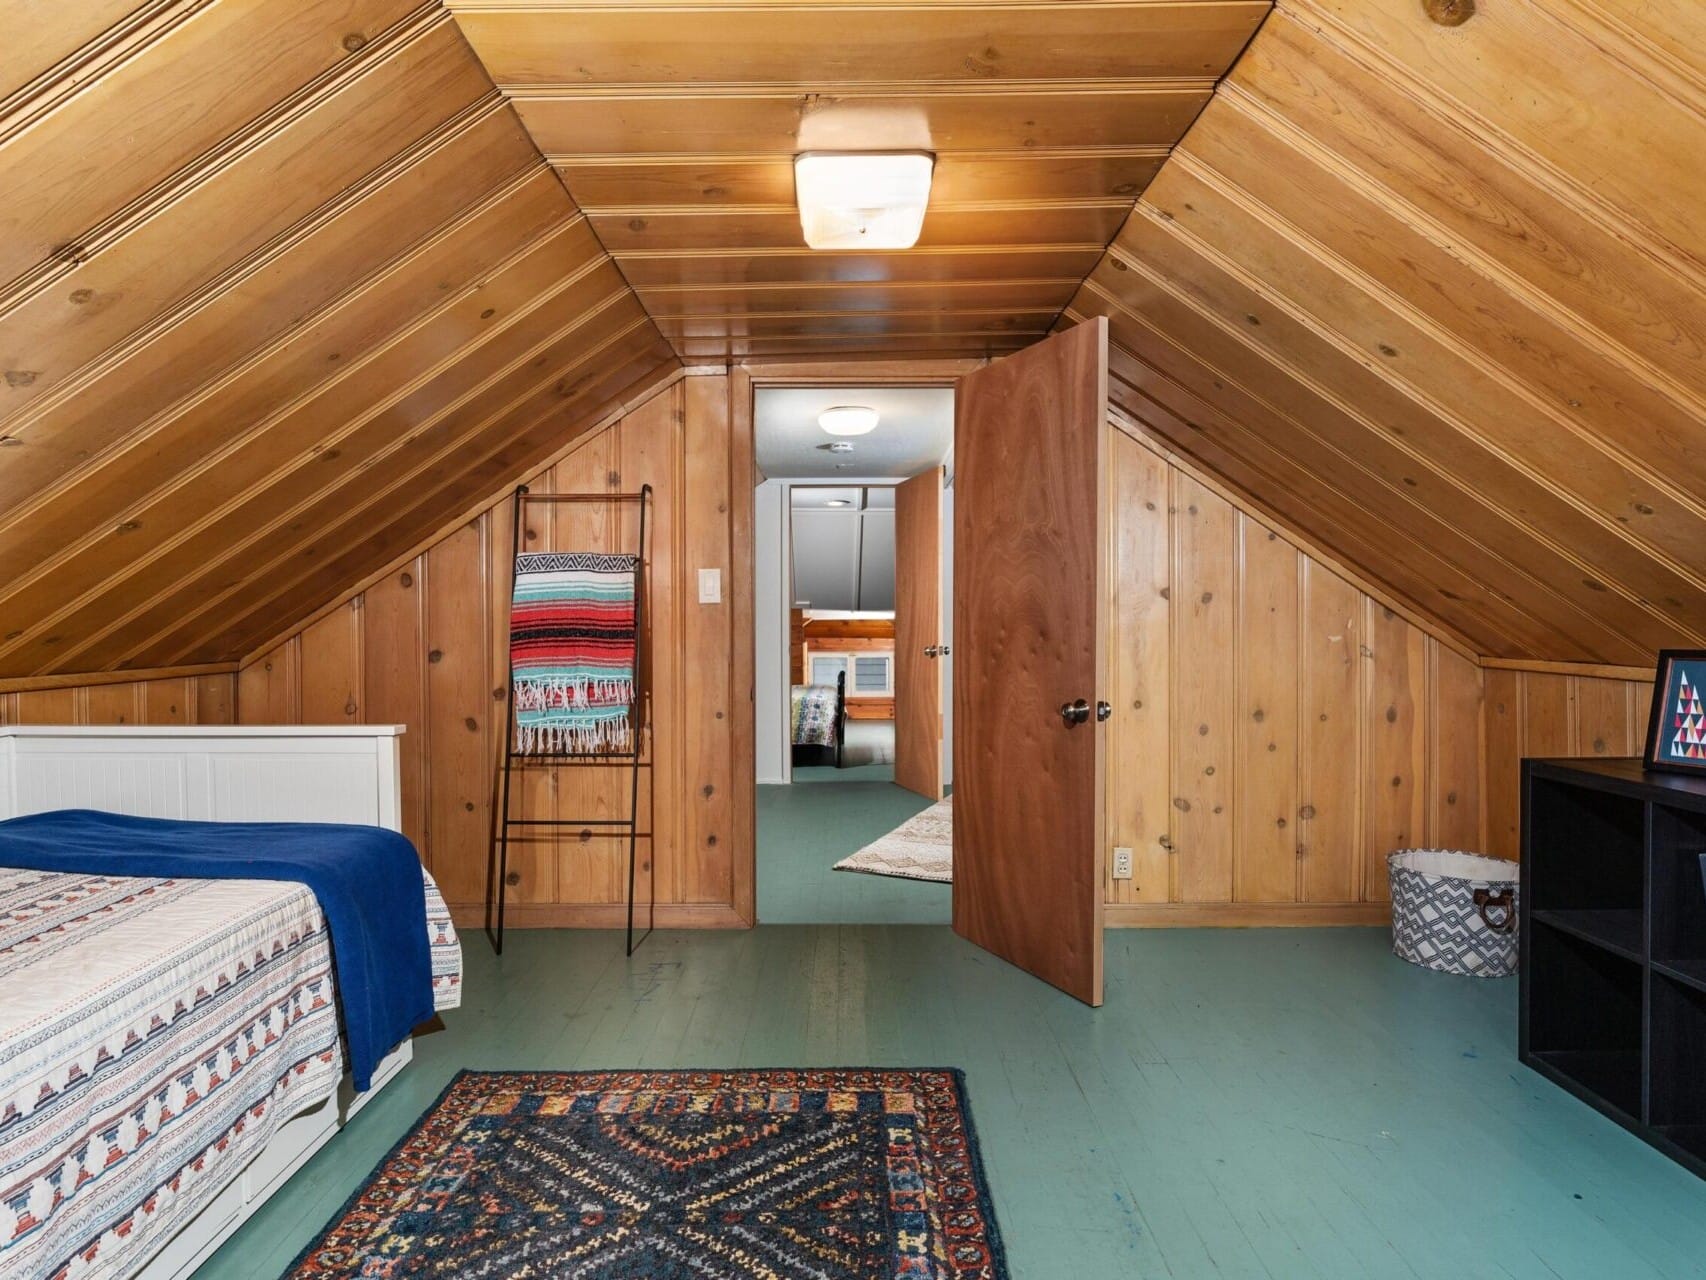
1521;758;1706;1177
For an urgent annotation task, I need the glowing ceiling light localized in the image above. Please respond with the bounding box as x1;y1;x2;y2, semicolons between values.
818;405;879;436
794;152;934;250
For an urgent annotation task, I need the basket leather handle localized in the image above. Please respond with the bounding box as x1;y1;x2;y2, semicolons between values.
1473;888;1516;934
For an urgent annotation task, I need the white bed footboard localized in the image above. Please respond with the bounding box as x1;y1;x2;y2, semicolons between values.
0;724;403;830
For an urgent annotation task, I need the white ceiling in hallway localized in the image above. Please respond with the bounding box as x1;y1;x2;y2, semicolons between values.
754;386;953;480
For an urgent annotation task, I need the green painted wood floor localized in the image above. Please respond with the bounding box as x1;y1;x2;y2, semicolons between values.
196;785;1706;1278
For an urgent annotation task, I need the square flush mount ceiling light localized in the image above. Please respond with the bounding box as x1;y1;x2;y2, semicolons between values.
795;152;934;250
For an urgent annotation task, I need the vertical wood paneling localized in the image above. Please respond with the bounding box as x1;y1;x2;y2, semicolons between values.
1431;643;1484;851
1483;669;1523;860
1170;473;1236;902
619;385;683;906
1236;517;1299;902
424;521;489;907
1362;603;1426;901
680;374;734;904
237;640;299;723
1106;430;1170;904
227;370;744;925
1524;675;1575;757
1109;423;1485;916
1480;667;1657;862
299;602;363;723
144;678;191;725
84;682;142;725
363;561;429;856
1575;677;1630;758
1297;561;1363;903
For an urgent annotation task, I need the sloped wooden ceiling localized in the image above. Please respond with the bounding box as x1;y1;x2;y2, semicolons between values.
1064;0;1706;666
446;0;1269;361
0;0;678;678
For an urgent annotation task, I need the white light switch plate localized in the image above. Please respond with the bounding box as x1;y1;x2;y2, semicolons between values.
1112;847;1134;880
698;568;722;604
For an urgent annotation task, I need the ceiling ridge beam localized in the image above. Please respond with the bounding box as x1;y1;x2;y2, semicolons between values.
611;243;1104;261
1165;143;1706;534
584;197;1135;215
1086;256;1688;656
546;145;1173;164
448;0;1238;9
1075;288;1638;659
1215;79;1706;459
0;167;567;551
638;276;1083;294
1117;211;1706;620
501;77;1217;97
0;222;607;665
74;308;658;673
0;93;517;440
155;324;672;666
0;4;459;313
1274;3;1706;295
28;287;643;674
233;358;693;666
657;306;1058;320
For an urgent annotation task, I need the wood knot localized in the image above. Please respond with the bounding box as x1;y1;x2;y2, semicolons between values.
464;716;479;732
342;31;367;51
1422;0;1474;25
1172;797;1191;812
505;871;520;886
399;571;413;588
428;649;444;663
1299;804;1317;820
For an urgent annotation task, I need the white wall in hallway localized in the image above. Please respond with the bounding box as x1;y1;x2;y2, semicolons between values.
754;479;789;784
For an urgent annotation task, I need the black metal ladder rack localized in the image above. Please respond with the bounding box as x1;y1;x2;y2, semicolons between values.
486;483;654;957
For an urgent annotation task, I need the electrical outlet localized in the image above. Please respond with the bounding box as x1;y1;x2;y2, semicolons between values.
1112;846;1133;880
697;567;721;604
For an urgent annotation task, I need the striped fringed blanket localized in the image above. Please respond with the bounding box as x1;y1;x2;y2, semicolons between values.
511;551;638;754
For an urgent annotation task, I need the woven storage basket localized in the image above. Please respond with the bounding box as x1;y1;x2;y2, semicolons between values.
1388;848;1520;977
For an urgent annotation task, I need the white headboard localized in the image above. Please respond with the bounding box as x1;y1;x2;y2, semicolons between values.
0;726;404;830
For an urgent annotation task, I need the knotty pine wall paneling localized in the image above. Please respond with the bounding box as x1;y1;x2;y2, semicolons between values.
1483;667;1655;861
237;373;748;928
0;674;237;728
1105;420;1484;925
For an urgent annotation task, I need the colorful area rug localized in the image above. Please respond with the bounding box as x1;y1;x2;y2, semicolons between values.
834;797;953;882
287;1068;1007;1279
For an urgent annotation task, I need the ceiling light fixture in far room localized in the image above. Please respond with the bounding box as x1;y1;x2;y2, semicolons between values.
795;152;934;250
818;405;879;436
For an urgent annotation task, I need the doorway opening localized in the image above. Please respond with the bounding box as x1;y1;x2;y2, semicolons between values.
753;384;953;923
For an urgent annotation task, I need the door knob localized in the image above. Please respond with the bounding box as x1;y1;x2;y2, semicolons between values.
924;645;939;658
1096;700;1112;722
1059;698;1091;726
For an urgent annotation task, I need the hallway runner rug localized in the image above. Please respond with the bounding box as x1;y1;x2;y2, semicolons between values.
285;1067;1007;1279
834;796;953;882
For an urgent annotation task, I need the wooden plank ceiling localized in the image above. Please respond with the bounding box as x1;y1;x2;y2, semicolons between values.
445;0;1269;362
1;0;1700;680
0;0;679;678
1063;0;1706;666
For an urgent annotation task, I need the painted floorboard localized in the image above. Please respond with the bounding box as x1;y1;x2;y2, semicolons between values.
193;783;1706;1277
195;926;1706;1279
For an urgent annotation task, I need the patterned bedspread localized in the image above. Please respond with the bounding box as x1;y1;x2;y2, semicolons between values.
790;683;840;747
0;866;461;1280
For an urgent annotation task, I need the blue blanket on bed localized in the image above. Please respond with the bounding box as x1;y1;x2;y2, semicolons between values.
0;809;433;1091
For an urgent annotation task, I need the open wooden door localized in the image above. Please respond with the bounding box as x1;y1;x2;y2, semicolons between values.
952;318;1108;1006
893;468;943;799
